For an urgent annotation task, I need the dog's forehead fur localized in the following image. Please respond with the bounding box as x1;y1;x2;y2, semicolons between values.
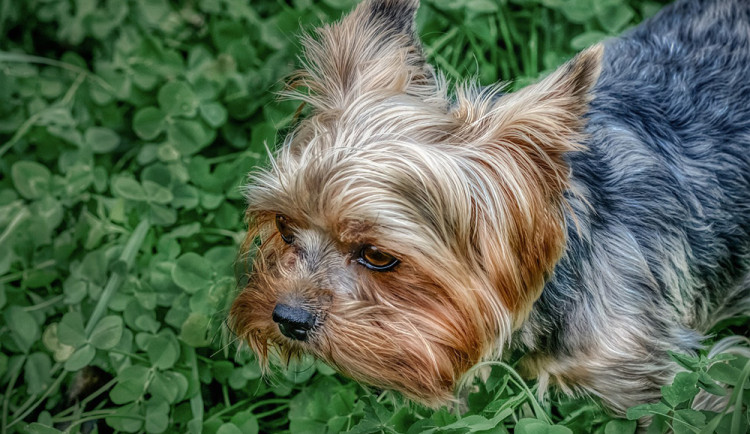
247;57;602;261
247;99;474;253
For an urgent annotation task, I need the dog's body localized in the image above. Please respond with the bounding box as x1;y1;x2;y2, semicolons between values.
231;0;750;414
516;0;750;411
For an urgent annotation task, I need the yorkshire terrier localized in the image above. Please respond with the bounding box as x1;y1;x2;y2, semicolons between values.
230;0;750;414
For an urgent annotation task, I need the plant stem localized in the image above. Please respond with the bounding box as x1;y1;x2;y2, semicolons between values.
731;360;750;433
254;404;289;420
529;8;538;76
110;147;139;174
66;412;144;431
0;260;55;285
497;4;521;78
0;72;85;159
7;365;65;428
203;228;243;239
0;207;29;249
204;398;255;423
0;51;115;93
425;27;459;56
248;398;290;412
204;150;261;165
468;360;551;424
106;348;149;363
186;346;205;430
85;219;150;335
61;72;86;105
222;385;231;408
52;377;117;420
23;294;63;312
488;15;508;80
1;356;24;434
53;409;115;423
423;47;462;81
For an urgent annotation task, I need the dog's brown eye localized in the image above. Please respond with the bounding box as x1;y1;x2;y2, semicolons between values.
358;245;398;271
275;214;294;244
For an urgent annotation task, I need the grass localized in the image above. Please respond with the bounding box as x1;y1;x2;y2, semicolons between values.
0;0;746;433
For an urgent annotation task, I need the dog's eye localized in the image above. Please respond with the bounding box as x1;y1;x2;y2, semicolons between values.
357;245;399;271
275;214;295;244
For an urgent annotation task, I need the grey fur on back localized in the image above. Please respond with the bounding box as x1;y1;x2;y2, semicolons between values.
517;0;750;412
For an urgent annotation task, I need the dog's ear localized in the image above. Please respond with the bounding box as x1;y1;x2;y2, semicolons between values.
454;45;603;200
291;0;436;109
454;45;603;325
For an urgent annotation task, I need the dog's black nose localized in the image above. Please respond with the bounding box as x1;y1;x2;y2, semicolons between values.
272;304;315;341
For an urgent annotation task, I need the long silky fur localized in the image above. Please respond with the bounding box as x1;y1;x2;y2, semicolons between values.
230;0;750;414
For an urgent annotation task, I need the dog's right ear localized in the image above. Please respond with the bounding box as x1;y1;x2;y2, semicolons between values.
290;0;437;110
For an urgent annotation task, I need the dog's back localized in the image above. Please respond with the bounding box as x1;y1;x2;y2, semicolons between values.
575;0;750;326
521;0;750;411
592;0;750;321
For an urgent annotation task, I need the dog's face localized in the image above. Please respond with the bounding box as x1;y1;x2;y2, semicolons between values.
230;0;602;405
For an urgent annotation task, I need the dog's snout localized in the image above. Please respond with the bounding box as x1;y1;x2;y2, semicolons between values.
272;304;315;341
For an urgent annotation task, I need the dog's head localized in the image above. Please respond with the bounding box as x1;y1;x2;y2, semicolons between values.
230;0;601;406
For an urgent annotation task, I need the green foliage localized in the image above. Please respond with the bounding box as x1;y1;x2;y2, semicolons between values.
626;351;750;434
0;0;746;433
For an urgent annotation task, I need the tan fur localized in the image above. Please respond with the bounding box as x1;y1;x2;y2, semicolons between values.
230;0;602;406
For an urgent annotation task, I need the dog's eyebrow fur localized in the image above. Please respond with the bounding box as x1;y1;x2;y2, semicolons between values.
336;218;376;244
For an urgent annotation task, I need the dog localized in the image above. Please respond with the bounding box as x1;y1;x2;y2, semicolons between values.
230;0;750;414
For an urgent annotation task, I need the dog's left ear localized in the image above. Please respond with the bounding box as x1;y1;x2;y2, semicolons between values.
292;0;437;109
453;45;604;198
454;45;604;326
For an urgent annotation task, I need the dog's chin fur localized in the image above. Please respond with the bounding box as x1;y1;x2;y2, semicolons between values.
230;0;750;412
